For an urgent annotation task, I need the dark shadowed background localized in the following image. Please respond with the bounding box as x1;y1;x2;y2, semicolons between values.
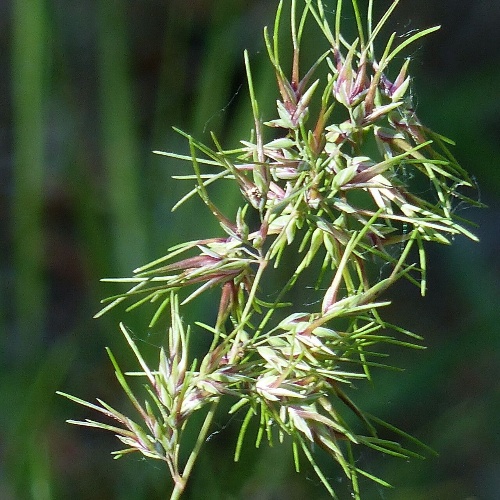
2;0;499;498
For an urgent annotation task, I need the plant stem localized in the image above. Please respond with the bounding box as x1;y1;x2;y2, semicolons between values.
229;257;268;362
170;402;218;500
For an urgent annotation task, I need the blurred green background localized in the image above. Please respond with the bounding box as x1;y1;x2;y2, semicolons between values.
2;0;499;498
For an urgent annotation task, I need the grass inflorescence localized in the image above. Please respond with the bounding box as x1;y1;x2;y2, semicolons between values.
59;1;480;498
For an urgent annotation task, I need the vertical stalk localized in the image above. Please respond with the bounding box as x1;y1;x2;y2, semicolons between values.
12;0;47;351
170;402;218;500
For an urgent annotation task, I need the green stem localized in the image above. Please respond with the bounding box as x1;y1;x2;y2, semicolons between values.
170;402;218;500
229;257;268;361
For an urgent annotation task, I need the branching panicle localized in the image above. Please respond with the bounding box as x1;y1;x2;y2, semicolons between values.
60;1;479;498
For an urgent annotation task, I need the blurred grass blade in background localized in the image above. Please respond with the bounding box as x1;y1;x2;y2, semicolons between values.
98;0;148;274
12;0;48;351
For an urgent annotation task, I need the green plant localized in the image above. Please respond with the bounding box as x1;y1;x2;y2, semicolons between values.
58;0;480;497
